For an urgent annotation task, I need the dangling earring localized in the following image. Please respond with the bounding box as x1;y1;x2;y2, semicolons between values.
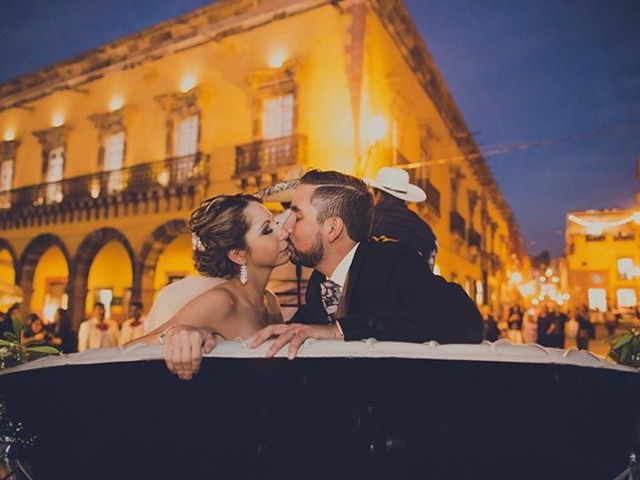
240;264;248;286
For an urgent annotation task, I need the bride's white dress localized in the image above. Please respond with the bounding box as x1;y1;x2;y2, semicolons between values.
143;275;227;333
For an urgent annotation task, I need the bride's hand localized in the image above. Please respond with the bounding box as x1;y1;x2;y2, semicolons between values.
163;325;217;380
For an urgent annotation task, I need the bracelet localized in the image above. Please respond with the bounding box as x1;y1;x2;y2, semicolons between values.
333;320;345;340
157;325;177;345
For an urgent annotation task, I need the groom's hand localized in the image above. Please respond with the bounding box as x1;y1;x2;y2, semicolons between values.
163;325;216;380
250;323;341;359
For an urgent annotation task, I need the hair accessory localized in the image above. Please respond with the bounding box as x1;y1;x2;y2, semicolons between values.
191;233;205;252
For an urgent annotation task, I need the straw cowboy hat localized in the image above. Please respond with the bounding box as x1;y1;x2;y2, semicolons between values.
253;165;306;203
365;167;426;202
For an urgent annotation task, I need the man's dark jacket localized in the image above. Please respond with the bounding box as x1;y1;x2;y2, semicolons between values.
290;239;483;344
371;198;437;263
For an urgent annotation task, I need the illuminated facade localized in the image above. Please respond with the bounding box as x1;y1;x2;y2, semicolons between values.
0;0;525;327
566;208;640;311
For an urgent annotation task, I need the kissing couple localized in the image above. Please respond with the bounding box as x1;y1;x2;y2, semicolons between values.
129;169;483;379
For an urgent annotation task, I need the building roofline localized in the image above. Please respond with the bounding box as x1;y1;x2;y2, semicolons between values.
0;0;524;253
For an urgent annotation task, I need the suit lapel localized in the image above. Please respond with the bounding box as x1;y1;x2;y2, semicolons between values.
341;241;368;314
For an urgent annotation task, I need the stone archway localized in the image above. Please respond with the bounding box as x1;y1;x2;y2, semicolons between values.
68;228;138;328
17;234;71;316
0;238;19;285
138;219;189;310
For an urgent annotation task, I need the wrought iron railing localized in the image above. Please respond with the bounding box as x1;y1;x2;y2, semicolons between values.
449;210;466;238
0;153;208;211
235;134;306;177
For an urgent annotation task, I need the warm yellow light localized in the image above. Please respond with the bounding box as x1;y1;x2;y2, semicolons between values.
157;170;170;187
509;272;522;284
531;298;540;306
42;303;57;324
366;115;387;143
585;223;603;235
551;276;559;284
179;73;197;93
3;128;15;141
109;95;124;112
267;47;288;69
518;281;535;297
545;268;553;277
52;112;64;127
633;212;640;224
539;276;546;283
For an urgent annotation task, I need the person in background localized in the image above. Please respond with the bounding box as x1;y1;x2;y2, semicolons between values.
77;303;119;351
521;308;538;344
576;305;595;351
0;303;21;337
480;304;501;342
51;308;77;353
506;305;523;344
565;309;579;349
21;313;54;347
537;305;554;347
119;302;146;346
549;306;568;348
366;167;438;271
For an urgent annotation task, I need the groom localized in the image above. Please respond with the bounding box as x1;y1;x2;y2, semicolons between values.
250;169;483;358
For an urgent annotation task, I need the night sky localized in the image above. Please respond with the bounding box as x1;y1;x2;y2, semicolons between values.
1;0;639;257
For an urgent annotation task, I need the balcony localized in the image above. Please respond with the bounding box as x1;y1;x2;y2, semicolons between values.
0;153;209;228
449;210;466;238
468;228;482;249
235;134;306;179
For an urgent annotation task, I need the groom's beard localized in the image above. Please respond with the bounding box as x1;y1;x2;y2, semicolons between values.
288;232;324;268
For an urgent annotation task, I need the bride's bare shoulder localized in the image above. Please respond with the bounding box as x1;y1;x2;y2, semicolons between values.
170;285;237;327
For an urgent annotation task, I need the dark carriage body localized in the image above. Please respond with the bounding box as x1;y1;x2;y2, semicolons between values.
1;340;638;480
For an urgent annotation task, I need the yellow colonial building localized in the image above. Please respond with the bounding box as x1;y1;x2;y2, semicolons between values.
0;0;526;328
566;207;640;312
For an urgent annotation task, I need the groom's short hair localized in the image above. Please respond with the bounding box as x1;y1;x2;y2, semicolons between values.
299;169;373;242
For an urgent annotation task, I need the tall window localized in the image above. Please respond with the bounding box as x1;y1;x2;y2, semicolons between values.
174;115;199;157
0;159;13;192
45;147;64;203
262;93;293;140
0;158;13;209
617;257;635;280
588;288;607;312
617;288;637;308
104;132;125;192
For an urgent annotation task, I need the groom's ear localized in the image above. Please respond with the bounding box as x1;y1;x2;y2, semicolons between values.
227;249;246;266
325;217;345;243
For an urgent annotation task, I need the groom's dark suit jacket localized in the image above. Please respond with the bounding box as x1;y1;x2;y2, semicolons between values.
290;238;483;344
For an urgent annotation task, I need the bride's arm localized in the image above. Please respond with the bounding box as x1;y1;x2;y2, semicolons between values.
264;289;284;325
126;289;236;380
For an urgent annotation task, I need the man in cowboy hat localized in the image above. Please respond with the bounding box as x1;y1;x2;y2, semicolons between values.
366;167;438;271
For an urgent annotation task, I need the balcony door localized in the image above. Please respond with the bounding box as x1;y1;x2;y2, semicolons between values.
262;94;293;140
173;115;199;183
0;159;13;209
45;147;64;203
261;93;294;169
104;132;125;192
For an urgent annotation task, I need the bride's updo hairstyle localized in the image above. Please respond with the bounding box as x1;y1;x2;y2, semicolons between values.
189;194;262;279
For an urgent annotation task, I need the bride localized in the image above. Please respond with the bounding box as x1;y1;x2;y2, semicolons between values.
128;193;291;380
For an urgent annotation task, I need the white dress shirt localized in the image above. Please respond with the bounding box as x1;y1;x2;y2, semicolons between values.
119;316;146;346
77;318;119;351
328;243;360;289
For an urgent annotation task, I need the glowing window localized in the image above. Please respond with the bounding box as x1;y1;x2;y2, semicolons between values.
0;159;13;191
174;115;199;157
616;288;637;308
262;94;294;140
587;288;607;312
617;258;635;280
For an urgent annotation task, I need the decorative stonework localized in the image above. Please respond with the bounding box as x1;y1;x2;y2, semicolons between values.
32;125;70;152
246;60;300;139
155;90;202;157
0;140;20;162
89;109;128;171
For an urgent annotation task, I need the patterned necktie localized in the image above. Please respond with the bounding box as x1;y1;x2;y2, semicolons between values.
320;279;342;323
